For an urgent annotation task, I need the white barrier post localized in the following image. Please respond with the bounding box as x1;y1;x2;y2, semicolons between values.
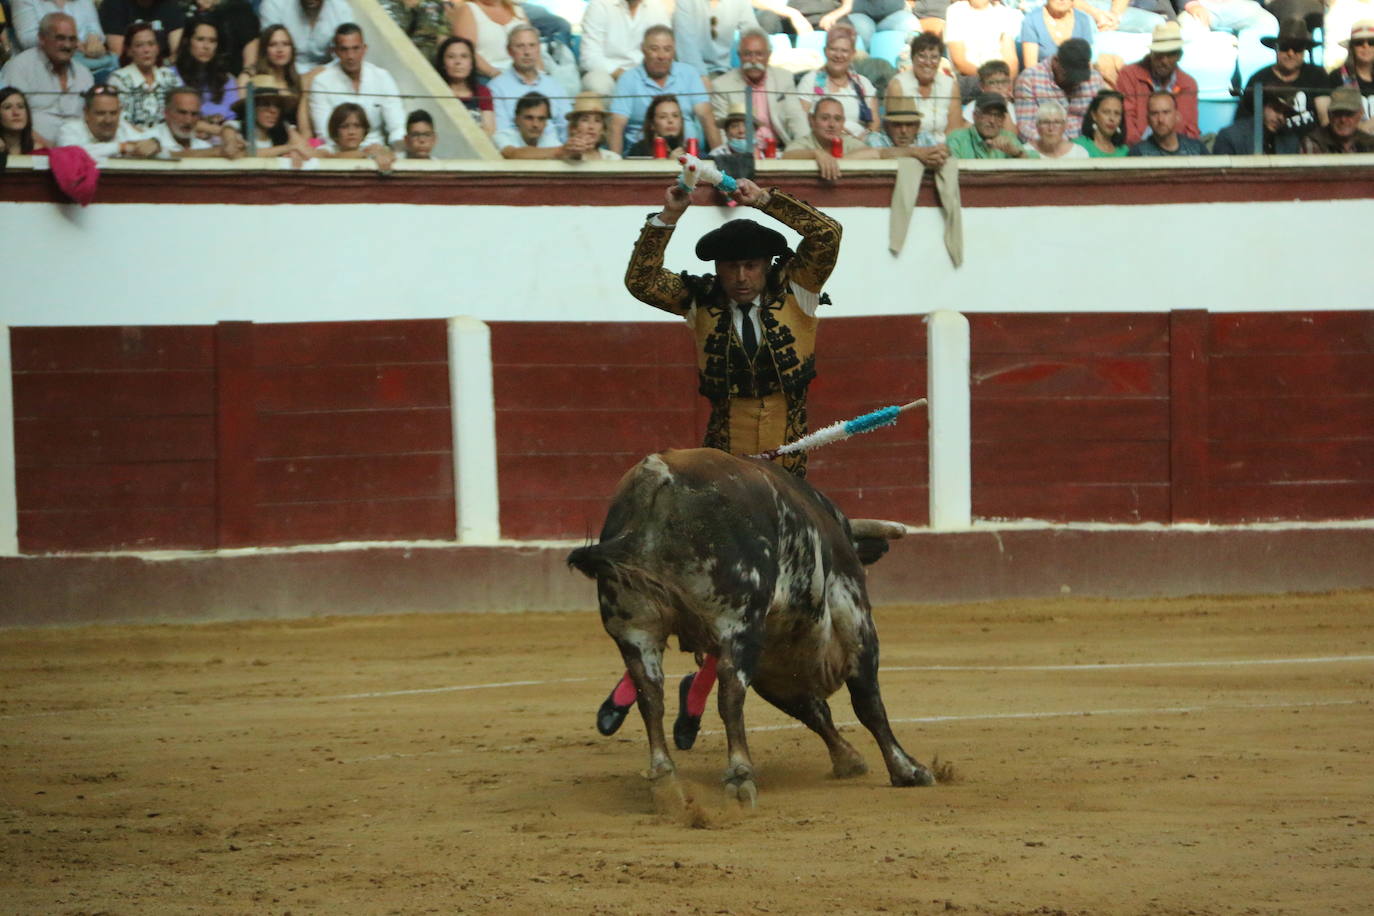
0;328;16;555
927;310;972;530
447;317;501;544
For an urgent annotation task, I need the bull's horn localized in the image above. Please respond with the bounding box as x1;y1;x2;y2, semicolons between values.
850;519;907;541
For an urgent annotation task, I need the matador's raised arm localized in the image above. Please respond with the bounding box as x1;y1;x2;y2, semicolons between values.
624;188;843;312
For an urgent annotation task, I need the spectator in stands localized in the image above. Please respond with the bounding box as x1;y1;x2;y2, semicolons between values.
945;89;1032;156
381;0;456;62
914;0;952;36
1301;85;1374;151
402;108;437;158
1324;2;1374;72
754;0;843;36
306;24;406;149
488;23;570;143
187;0;259;72
1236;19;1327;136
0;7;11;67
12;0;116;82
0;87;47;153
945;0;1020;93
237;25;303;125
318;100;396;168
566;90;622;159
710;28;809;153
798;24;881;141
1178;0;1277;53
173;18;239;123
108;22;178;129
56;84;161;157
885;31;964;142
707;101;748;155
452;0;529;80
1213;84;1302;153
608;25;718;153
1323;20;1374;132
234;76;310;161
434;36;494;135
783;95;869;178
0;12;93;140
848;0;921;48
494;90;595;158
99;0;185;61
1014;37;1103;142
1020;0;1094;69
256;0;351;74
784;94;938;177
674;0;760;79
625;92;686;155
960;58;1013;121
1077;0;1171;34
1115;22;1199;145
1029;99;1087;156
867;90;950;166
150;83;246;157
579;0;671;97
1073;87;1127;155
1128;89;1208;154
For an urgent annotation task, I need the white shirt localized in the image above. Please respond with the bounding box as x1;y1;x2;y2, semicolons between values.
943;1;1021;69
0;48;93;140
308;59;407;147
493;127;562;150
149;121;215;157
12;0;104;50
673;0;759;76
257;0;353;73
55;117;156;160
579;0;672;76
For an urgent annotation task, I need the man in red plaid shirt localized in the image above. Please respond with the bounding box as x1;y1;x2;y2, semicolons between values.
1012;38;1104;143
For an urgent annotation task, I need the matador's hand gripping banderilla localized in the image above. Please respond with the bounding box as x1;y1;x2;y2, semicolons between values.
752;399;928;461
677;153;739;195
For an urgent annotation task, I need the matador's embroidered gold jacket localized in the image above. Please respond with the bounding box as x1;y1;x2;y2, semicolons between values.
623;189;842;477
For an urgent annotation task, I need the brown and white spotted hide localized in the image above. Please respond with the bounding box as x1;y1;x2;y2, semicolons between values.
567;448;934;805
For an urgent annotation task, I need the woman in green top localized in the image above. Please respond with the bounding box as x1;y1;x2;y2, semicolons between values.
1074;90;1129;158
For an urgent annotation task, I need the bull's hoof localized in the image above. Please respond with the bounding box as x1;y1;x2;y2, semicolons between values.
832;755;869;780
673;674;702;750
596;691;633;736
892;764;936;787
723;764;757;808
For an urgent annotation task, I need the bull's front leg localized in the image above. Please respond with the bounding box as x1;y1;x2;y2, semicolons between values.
715;647;758;807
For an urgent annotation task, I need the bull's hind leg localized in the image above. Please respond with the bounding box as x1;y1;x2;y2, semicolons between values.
599;583;676;782
714;640;763;807
846;638;935;788
752;686;868;779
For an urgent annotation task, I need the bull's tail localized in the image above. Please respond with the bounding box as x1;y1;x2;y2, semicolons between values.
566;535;636;581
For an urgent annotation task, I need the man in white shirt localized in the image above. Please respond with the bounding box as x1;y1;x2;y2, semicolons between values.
0;12;93;140
579;0;671;97
150;86;247;159
307;23;407;148
258;0;354;73
56;86;161;159
494;90;596;159
487;23;572;143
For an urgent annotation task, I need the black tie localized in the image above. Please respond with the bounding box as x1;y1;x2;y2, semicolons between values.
739;303;758;359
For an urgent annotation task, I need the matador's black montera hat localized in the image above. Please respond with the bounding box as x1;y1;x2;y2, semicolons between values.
695;219;789;262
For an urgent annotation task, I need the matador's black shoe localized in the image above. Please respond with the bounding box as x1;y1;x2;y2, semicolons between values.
673;673;702;751
596;690;633;736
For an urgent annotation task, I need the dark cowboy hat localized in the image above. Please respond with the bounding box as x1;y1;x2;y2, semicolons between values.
696;219;789;262
230;75;297;120
1261;18;1319;50
1262;85;1299;115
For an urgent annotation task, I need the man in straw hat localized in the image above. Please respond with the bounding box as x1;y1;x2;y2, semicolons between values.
1301;85;1374;151
1321;19;1374;131
868;90;949;168
1236;18;1328;134
564;90;621;160
708;28;809;153
1115;22;1201;145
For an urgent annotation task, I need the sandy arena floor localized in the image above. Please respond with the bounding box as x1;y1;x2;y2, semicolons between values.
2;591;1372;915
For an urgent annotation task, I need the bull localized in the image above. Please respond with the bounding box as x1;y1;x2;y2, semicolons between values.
568;447;935;805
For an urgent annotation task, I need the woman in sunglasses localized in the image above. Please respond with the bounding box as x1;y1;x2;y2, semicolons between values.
1322;19;1374;131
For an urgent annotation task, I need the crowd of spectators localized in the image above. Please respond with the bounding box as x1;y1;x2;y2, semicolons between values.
1;0;1372;166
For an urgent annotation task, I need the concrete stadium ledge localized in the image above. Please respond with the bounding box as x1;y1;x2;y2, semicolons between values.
4;522;1374;627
